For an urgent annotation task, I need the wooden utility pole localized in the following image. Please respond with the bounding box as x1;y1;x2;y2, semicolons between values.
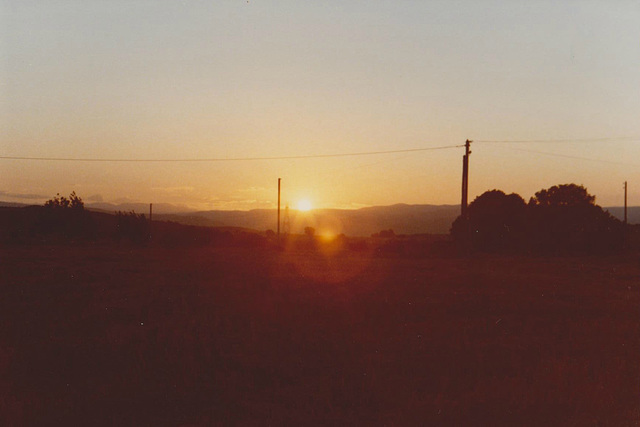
277;178;281;237
461;139;472;218
149;203;153;242
624;181;628;225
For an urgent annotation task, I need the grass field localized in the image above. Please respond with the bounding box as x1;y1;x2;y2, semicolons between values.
1;242;639;425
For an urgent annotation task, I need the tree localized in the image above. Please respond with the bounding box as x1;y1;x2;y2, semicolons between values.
527;184;622;253
39;192;94;239
529;184;595;207
451;190;526;251
44;191;84;210
450;184;624;254
304;226;315;237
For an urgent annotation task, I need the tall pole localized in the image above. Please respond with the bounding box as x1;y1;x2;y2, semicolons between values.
277;178;281;237
461;139;472;218
149;203;153;242
624;181;628;225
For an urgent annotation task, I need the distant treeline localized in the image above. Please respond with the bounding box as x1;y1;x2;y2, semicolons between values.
0;192;458;257
451;183;636;254
0;193;267;248
1;187;638;255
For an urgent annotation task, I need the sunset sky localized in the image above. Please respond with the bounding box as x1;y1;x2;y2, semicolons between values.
1;1;639;211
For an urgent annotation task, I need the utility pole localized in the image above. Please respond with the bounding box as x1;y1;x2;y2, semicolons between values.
461;139;472;218
277;178;281;237
624;181;628;225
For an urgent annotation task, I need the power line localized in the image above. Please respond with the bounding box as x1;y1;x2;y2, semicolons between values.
509;147;640;167
0;144;463;163
476;136;640;144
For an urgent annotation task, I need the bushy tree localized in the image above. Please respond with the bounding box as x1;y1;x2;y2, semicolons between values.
528;184;622;253
529;184;595;207
116;211;149;244
38;192;94;239
451;190;526;251
44;191;84;210
451;184;624;254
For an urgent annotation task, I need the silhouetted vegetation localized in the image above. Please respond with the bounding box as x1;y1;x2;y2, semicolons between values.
372;229;396;238
44;191;84;210
0;202;268;248
451;190;527;251
527;184;623;253
452;184;625;254
35;192;95;240
115;211;149;244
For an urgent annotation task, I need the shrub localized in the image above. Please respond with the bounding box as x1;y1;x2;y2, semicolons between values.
37;192;94;240
115;211;149;244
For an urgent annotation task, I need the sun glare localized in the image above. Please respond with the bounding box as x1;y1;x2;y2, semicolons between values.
297;199;312;212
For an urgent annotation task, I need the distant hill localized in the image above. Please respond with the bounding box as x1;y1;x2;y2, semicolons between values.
2;199;639;237
156;204;640;237
86;202;191;215
604;207;640;224
157;204;461;236
0;201;32;208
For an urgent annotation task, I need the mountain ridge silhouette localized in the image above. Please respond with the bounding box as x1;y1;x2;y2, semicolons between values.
1;201;638;236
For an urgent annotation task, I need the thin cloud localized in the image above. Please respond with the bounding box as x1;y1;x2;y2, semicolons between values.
151;186;195;193
236;187;269;193
202;199;274;211
0;191;48;200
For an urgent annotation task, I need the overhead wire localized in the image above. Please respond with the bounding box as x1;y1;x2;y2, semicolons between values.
506;147;640;167
474;136;640;167
476;136;640;144
0;144;463;162
2;137;638;167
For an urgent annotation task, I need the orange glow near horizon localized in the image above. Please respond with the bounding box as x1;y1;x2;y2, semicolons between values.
319;230;337;241
297;199;312;212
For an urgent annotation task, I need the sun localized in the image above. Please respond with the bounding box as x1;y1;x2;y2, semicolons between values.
297;199;312;212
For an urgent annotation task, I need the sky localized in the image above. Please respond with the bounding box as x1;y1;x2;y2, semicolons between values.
1;0;639;211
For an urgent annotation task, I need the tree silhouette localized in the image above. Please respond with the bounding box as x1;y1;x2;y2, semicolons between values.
39;192;94;239
451;184;624;254
44;191;84;210
529;184;595;207
451;190;526;251
527;184;621;253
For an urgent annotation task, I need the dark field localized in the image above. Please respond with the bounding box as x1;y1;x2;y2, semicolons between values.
1;243;639;425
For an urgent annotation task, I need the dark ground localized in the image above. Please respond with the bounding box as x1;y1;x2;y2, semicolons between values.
1;242;639;426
